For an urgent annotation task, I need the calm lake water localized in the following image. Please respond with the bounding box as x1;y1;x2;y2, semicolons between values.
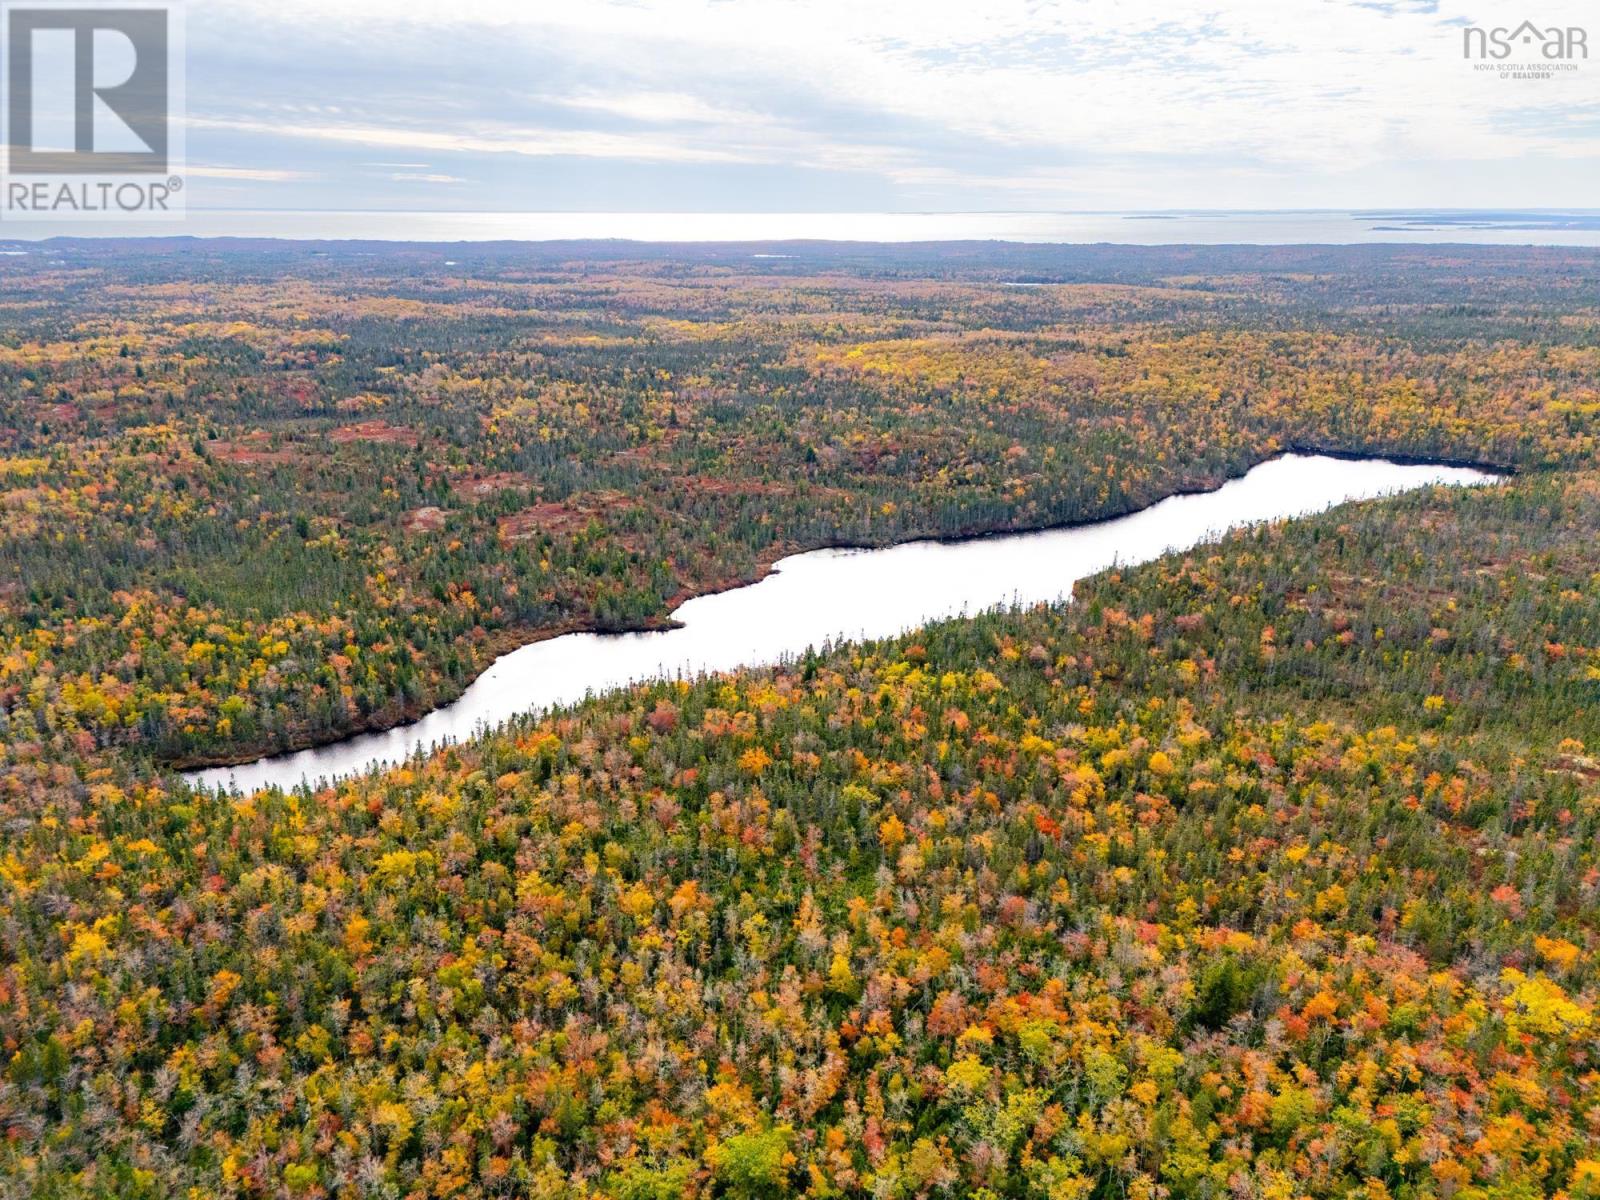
188;454;1494;795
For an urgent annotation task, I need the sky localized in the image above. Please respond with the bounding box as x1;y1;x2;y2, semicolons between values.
170;0;1600;211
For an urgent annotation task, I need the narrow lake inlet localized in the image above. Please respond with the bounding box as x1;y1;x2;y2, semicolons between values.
188;454;1495;795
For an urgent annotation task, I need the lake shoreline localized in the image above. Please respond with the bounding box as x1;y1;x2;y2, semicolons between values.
179;450;1506;789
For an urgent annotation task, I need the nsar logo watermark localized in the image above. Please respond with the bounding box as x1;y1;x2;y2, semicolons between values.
1;1;184;220
1462;19;1588;82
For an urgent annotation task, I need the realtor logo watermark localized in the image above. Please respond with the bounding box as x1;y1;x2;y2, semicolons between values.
1462;19;1588;82
1;1;184;218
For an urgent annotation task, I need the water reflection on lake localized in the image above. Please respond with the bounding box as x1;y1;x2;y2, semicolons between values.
188;454;1494;794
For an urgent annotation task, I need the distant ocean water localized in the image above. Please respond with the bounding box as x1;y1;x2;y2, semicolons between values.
4;209;1600;245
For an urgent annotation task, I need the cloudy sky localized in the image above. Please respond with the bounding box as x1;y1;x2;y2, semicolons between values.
178;0;1598;211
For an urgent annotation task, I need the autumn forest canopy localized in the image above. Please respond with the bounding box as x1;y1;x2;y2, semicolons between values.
1;240;1599;1198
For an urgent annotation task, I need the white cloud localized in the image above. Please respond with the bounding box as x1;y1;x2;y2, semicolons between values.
187;115;756;164
185;164;314;181
553;91;755;125
189;0;1600;208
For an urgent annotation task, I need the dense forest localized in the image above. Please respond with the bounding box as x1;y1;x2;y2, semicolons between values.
0;242;1599;1197
6;464;1600;1198
0;243;1596;767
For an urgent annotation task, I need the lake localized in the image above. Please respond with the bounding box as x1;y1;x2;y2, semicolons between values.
188;454;1495;795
